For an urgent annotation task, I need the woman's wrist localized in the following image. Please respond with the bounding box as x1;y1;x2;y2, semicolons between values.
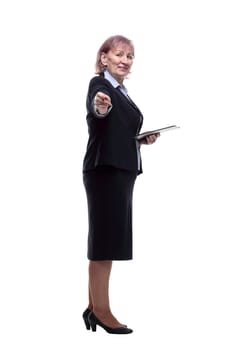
95;104;112;116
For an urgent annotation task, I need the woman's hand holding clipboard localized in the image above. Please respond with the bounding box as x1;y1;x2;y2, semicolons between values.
135;125;180;142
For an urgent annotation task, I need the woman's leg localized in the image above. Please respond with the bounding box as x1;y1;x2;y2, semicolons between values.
88;260;123;328
88;283;93;310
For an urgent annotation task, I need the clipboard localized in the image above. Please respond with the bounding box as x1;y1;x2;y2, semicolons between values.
135;125;180;141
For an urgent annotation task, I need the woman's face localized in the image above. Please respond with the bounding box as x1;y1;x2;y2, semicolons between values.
101;42;134;84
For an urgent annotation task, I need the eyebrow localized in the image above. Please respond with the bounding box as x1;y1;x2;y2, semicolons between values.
113;50;134;56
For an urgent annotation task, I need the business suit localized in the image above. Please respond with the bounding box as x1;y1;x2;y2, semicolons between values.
83;74;144;260
83;74;143;174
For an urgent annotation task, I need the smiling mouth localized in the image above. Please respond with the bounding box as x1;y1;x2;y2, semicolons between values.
118;66;128;71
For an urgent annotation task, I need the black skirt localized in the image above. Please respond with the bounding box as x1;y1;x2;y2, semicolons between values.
83;166;137;260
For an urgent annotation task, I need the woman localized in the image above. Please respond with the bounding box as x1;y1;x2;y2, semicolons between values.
82;35;160;334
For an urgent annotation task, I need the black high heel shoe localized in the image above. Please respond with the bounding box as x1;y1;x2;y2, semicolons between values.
82;308;92;330
88;311;133;334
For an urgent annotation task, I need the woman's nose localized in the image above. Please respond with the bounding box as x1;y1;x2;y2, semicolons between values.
121;55;128;63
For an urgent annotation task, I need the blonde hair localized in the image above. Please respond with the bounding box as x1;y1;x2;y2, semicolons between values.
95;35;135;74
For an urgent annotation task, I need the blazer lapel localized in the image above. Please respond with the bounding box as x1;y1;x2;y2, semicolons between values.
115;86;141;112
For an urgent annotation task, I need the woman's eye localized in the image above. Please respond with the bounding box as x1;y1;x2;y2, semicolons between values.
115;51;134;60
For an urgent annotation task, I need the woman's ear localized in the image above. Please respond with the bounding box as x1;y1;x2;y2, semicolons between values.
100;53;107;66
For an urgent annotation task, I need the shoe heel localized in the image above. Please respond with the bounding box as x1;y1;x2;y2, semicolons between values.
90;322;96;332
84;319;90;330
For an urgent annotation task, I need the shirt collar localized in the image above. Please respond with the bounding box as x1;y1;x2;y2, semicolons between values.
104;70;128;95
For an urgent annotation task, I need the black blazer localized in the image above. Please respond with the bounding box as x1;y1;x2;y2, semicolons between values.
82;74;144;174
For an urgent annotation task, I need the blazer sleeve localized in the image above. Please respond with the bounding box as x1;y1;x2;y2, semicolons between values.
86;76;113;118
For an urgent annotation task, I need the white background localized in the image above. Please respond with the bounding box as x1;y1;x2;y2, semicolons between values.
0;0;232;349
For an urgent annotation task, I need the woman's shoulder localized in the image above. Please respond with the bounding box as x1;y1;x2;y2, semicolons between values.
88;74;113;89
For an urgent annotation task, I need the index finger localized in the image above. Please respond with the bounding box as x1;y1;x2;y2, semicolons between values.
96;92;110;100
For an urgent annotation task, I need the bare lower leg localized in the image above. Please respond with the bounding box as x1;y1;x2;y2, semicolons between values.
88;260;122;328
87;283;93;310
